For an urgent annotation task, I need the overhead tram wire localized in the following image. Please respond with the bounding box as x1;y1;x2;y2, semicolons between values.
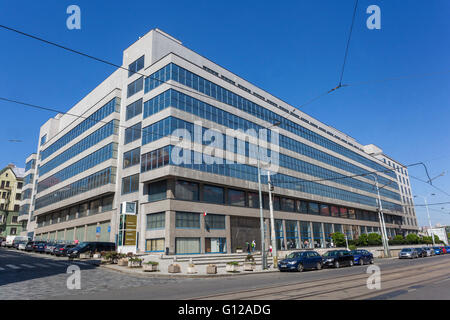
409;175;450;198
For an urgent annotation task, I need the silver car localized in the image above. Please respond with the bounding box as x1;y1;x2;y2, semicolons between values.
422;247;434;257
399;248;418;259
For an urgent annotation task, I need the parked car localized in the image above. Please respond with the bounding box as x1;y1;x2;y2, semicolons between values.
33;242;46;253
44;242;57;254
54;244;76;257
445;246;450;254
399;248;418;259
278;250;323;272
350;249;374;265
440;246;447;254
5;235;30;248
322;250;354;268
25;241;35;252
18;241;29;251
0;239;6;247
414;248;426;258
432;247;442;255
67;242;116;259
422;247;434;257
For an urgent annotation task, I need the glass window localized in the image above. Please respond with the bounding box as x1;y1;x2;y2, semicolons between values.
102;196;113;212
127;76;143;97
89;199;101;215
176;237;200;254
300;221;312;248
205;214;225;230
309;202;319;215
339;207;348;219
123;147;140;168
320;204;330;216
248;192;259;208
128;56;145;77
148;180;167;202
285;220;300;249
124;122;141;144
205;238;227;253
312;222;324;248
296;200;308;213
275;219;285;250
228;189;245;206
203;184;224;204
176;212;200;229
175;180;199;201
281;198;295;212
122;174;139;194
146;238;165;252
147;212;165;230
78;203;88;218
126;99;143;120
330;206;339;217
348;208;356;219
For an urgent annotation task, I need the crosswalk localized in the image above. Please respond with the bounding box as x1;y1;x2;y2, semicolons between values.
0;260;94;271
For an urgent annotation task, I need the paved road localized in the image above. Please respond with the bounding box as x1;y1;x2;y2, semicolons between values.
1;248;449;300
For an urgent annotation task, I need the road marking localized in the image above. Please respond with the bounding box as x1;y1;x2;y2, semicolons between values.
407;288;417;293
34;263;51;268
20;264;35;268
6;264;21;269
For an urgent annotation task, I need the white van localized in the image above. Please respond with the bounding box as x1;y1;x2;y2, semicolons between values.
5;235;30;248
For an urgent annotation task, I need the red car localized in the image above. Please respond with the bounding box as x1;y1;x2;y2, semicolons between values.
440;246;447;254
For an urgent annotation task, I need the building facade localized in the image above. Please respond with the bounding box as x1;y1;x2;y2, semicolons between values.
21;29;416;254
0;164;25;237
364;144;419;236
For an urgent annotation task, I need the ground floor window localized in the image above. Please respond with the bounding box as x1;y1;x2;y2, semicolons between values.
300;221;312;248
205;238;226;253
324;223;333;248
312;222;324;248
175;237;200;254
285;220;300;249
146;238;165;252
275;219;285;251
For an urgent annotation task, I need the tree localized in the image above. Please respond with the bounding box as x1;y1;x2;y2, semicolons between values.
331;232;346;247
434;234;442;244
367;233;382;246
390;235;405;245
421;236;433;245
406;233;419;244
356;233;368;246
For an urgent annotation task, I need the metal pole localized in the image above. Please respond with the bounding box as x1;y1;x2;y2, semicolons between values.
424;197;436;246
267;172;277;268
257;154;266;270
375;179;391;257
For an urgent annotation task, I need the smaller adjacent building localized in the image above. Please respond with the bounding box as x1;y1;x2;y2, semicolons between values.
424;226;449;245
0;164;25;237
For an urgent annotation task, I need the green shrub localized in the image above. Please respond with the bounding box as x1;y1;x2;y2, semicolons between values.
356;234;368;246
368;233;382;246
348;244;357;251
406;233;419;244
331;232;347;247
227;261;239;266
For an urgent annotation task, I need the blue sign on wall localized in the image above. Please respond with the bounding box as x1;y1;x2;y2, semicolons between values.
108;226;111;233
96;226;101;234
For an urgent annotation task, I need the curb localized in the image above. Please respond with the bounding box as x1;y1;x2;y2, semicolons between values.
99;264;280;278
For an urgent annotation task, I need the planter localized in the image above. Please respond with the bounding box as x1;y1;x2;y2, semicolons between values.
143;264;159;272
187;266;197;274
226;264;239;273
206;265;217;274
243;263;256;271
79;253;91;259
236;249;243;253
128;260;142;268
168;264;181;273
93;253;101;259
117;258;128;266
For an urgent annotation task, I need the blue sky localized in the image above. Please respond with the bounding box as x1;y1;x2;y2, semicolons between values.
0;0;449;228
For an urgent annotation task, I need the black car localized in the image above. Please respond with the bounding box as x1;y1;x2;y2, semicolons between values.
322;250;354;268
414;247;426;258
67;242;116;259
33;241;46;253
54;244;76;257
25;241;35;252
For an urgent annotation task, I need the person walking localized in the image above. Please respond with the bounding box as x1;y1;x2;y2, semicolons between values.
246;241;251;254
251;240;256;252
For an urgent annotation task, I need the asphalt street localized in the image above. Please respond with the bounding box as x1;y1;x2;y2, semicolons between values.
1;247;449;300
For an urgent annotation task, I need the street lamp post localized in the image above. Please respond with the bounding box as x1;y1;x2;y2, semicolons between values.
267;172;277;268
256;121;280;270
366;174;391;258
414;194;435;246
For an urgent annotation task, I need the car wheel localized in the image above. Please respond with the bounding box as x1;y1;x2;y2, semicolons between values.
297;263;304;272
316;262;322;270
359;258;364;266
370;258;374;264
349;260;354;267
334;261;340;268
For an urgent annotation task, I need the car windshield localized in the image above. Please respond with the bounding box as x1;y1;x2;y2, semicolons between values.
285;252;303;259
401;249;412;252
323;251;339;257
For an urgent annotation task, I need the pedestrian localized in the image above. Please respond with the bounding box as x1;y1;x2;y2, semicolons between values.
251;240;256;252
246;241;251;254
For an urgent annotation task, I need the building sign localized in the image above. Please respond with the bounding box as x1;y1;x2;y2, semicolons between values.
118;213;138;246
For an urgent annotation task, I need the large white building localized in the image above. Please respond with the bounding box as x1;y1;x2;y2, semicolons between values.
19;29;418;254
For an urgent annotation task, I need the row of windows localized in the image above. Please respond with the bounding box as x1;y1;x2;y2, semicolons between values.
127;77;143;98
126;98;143;121
24;174;34;185
25;159;36;172
173;212;225;229
18;204;30;216
41;98;119;161
128;56;144;77
142;89;398;190
123;147;141;169
140;146;170;173
121;173;139;195
140;115;400;202
39;120;118;177
144;63;396;180
21;188;32;201
37;143;117;194
35;167;116;210
36;195;113;228
124;122;141;144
